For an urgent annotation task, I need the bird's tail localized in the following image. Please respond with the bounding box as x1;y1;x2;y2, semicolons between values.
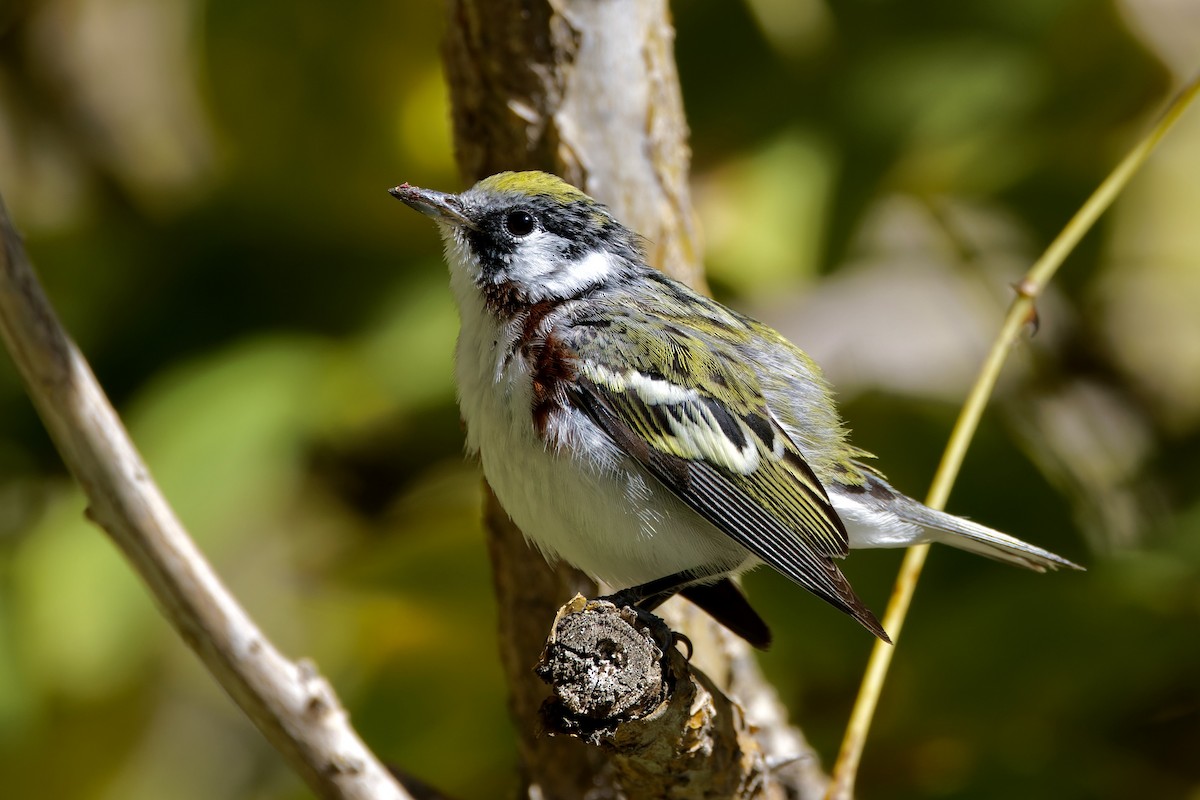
896;499;1083;572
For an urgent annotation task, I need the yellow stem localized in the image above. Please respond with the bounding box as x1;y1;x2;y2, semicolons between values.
824;74;1200;800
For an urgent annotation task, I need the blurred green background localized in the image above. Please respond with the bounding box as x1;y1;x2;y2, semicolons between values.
1;1;1198;798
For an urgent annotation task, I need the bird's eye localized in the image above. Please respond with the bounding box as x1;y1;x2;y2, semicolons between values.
503;210;536;237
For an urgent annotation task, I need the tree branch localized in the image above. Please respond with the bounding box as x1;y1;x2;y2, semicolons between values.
0;200;412;799
442;2;827;796
536;598;785;800
534;597;828;799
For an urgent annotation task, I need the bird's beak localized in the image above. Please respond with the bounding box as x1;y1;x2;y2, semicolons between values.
388;183;475;228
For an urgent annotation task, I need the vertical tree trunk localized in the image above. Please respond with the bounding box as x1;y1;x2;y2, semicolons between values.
442;3;828;797
443;0;704;289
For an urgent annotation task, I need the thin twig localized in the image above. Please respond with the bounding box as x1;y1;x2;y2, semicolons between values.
0;199;412;800
825;75;1200;800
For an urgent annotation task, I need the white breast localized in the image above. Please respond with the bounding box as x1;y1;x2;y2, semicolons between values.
451;294;750;588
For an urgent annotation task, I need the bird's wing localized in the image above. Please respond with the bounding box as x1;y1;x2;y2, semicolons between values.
562;310;887;639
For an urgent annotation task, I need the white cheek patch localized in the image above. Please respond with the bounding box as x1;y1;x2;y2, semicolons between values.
548;249;617;291
531;248;620;300
461;222;621;302
509;230;560;283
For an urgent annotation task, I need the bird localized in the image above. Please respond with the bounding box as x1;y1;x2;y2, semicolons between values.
389;170;1080;648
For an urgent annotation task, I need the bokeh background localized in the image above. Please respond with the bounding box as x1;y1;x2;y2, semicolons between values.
2;1;1199;798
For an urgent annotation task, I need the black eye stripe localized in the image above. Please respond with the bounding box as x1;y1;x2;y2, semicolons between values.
467;198;643;282
504;209;536;237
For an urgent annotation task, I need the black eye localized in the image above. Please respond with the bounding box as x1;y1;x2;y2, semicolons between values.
503;209;536;237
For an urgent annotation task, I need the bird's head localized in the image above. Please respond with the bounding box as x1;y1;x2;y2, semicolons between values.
390;171;643;314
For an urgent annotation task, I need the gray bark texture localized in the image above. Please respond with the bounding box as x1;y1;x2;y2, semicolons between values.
442;2;830;798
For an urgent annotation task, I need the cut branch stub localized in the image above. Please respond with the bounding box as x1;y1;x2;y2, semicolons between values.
536;596;674;739
535;597;783;800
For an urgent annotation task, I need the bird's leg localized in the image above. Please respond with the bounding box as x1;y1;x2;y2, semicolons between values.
602;574;773;649
603;571;696;611
593;572;697;659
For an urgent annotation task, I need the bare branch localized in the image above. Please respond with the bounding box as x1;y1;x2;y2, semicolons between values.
0;200;412;799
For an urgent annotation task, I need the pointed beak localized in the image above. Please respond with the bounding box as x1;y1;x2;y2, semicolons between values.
388;183;474;228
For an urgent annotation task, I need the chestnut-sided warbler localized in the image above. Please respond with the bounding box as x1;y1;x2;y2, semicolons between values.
390;171;1080;648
